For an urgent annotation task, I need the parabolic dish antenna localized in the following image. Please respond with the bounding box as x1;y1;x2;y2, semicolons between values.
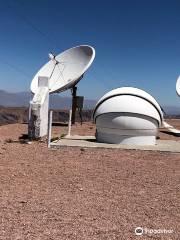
176;76;180;96
31;45;95;94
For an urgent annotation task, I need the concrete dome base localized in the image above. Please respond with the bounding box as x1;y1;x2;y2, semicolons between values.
96;132;156;145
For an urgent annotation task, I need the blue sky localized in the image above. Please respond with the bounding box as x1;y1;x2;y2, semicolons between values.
0;0;180;106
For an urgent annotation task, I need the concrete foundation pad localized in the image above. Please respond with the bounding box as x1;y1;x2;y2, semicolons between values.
51;135;180;153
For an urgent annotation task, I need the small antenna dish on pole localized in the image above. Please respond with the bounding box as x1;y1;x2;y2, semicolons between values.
48;52;59;64
176;76;180;96
48;52;55;60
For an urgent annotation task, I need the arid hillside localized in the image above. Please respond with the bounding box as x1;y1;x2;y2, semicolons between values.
1;106;180;128
0;107;93;125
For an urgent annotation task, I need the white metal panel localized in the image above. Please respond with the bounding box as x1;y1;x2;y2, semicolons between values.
94;95;162;125
96;113;158;130
94;87;163;121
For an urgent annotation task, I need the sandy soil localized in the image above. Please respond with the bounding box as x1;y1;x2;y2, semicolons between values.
0;121;179;239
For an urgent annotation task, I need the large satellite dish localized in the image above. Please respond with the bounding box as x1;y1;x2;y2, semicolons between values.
31;45;95;94
176;76;180;96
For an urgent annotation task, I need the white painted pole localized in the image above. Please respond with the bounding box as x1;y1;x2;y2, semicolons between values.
28;104;32;121
28;91;33;121
48;110;53;148
67;109;72;136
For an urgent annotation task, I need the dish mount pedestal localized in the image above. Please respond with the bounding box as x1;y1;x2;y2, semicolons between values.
28;76;49;140
71;86;77;124
71;75;84;124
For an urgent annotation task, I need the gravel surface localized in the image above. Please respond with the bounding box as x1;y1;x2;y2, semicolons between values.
0;122;179;239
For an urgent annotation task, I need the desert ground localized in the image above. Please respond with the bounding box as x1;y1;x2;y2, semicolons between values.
0;120;179;239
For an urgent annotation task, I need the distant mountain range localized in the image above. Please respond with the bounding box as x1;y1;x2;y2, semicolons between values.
161;106;180;116
0;90;97;109
0;90;179;115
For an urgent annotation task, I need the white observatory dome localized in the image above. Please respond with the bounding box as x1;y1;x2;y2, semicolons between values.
93;87;163;145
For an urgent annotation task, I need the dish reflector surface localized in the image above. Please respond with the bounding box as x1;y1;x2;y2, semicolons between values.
31;45;95;94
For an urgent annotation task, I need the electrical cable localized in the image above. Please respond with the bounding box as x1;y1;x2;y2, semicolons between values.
0;59;31;78
5;1;58;51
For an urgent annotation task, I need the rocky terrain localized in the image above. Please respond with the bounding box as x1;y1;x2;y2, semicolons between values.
0;121;179;239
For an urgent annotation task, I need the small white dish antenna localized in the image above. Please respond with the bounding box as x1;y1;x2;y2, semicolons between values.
48;52;58;64
31;45;95;94
176;76;180;96
48;52;56;60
